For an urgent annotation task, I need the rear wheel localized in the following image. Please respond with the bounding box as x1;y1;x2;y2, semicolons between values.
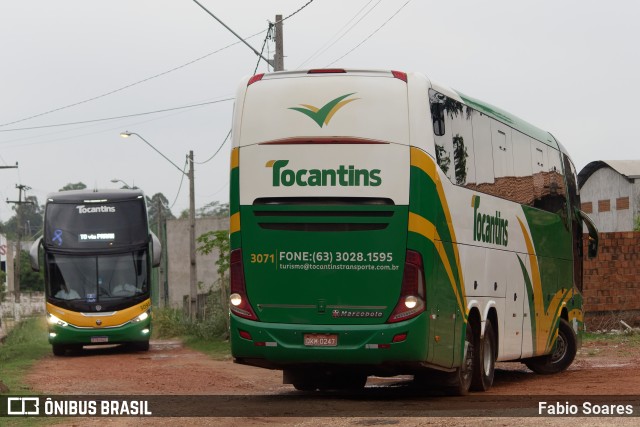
471;318;496;391
524;318;576;374
286;368;367;392
446;321;474;395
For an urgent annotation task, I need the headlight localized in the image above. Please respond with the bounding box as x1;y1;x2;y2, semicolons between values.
47;313;68;327
132;310;149;323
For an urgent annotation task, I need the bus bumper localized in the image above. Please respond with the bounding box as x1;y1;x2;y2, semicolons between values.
230;313;428;369
47;317;151;346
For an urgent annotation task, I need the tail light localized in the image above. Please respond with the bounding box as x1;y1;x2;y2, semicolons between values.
387;250;425;323
229;249;258;320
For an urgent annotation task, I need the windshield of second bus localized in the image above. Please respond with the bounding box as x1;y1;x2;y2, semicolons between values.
47;251;148;302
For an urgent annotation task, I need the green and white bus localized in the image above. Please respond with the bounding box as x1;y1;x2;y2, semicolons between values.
30;189;161;356
228;69;598;393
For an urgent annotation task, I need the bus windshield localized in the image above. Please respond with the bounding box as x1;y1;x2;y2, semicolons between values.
47;251;148;302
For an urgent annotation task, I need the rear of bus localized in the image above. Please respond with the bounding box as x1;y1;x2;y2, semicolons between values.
229;69;432;384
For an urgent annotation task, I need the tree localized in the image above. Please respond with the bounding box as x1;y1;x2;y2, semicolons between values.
18;250;44;292
196;229;230;335
146;193;175;228
0;195;43;240
180;201;229;219
0;269;6;301
59;182;87;191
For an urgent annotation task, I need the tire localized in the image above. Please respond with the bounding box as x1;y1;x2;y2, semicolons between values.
524;318;577;375
288;369;366;392
52;344;66;356
129;340;150;352
471;318;496;391
446;321;474;395
319;372;367;391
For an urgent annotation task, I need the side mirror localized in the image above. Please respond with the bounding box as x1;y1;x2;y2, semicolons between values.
30;237;43;271
151;232;162;268
576;209;598;258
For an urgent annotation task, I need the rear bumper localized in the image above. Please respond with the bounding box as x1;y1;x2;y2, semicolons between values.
231;313;428;369
48;317;151;346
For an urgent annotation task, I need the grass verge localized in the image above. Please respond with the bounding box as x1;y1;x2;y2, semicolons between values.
0;316;50;394
152;307;230;360
0;316;53;427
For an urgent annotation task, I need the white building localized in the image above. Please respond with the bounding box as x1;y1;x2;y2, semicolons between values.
578;160;640;232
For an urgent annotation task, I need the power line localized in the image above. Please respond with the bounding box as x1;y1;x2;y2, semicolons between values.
195;129;231;165
0;1;316;129
0;43;248;129
327;0;412;67
0;98;234;133
169;157;190;210
296;0;380;69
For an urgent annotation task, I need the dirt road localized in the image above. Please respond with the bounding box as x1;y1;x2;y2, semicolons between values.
22;337;640;426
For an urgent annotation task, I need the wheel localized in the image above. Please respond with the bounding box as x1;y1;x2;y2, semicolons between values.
524;318;577;374
471;318;496;391
129;340;150;352
446;321;474;395
52;344;66;356
319;372;367;391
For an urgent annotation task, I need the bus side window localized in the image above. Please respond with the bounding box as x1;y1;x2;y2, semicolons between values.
429;90;445;136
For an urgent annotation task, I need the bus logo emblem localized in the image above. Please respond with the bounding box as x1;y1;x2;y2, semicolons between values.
289;93;359;128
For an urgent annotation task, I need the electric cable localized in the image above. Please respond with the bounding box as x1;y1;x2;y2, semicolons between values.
326;0;412;67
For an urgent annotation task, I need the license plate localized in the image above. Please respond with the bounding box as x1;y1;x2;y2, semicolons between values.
304;334;338;347
91;336;109;343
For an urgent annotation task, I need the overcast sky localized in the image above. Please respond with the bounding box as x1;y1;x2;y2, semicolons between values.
1;0;638;224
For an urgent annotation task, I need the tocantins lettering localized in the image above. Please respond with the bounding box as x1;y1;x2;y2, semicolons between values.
267;160;381;187
75;205;116;214
472;195;508;246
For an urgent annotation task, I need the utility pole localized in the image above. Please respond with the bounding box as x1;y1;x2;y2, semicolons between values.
274;14;284;71
188;151;197;320
6;184;32;319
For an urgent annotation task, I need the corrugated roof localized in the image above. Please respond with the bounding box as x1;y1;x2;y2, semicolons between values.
578;160;640;188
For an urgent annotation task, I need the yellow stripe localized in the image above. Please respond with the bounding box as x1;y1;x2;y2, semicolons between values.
325;98;359;125
300;104;319;113
230;212;241;234
408;212;466;319
231;147;239;169
47;299;151;328
516;216;573;354
409;147;467;312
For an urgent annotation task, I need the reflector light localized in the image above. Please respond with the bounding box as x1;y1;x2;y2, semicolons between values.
391;70;408;82
392;333;408;343
247;73;265;86
238;330;252;340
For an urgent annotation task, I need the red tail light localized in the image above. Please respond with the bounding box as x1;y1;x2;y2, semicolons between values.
230;249;258;320
387;250;425;323
247;73;265;86
307;69;346;74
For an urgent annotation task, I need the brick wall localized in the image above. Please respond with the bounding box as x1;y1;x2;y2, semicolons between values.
583;232;640;328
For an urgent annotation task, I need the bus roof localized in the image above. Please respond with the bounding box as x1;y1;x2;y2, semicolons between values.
46;189;145;203
453;90;559;150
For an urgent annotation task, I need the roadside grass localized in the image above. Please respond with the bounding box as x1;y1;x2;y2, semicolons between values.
0;316;54;427
0;316;50;394
583;330;640;346
152;307;230;360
